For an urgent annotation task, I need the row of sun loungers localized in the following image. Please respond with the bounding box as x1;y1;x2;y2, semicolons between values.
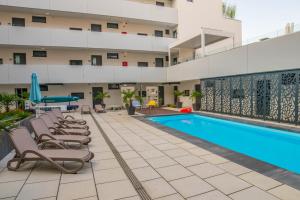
7;110;94;174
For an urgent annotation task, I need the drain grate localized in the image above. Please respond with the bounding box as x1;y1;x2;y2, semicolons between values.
91;114;152;200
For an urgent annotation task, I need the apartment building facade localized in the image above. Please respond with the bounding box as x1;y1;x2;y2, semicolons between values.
0;0;242;107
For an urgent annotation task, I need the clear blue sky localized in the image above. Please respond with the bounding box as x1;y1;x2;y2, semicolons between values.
225;0;300;40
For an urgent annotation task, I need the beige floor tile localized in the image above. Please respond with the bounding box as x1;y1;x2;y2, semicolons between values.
58;180;97;200
115;145;133;152
121;196;141;200
177;142;198;150
206;173;251;195
188;190;231;200
0;180;24;199
78;196;98;200
132;167;160;182
268;185;300;200
164;148;189;158
61;166;93;184
26;163;61;184
94;168;127;184
239;171;282;190
0;197;18;200
188;148;212;157
157;165;193;181
0;168;31;183
188;163;225;179
155;143;178;151
218;162;252;176
148;139;168;145
156;194;185;200
142;178;176;199
93;151;115;160
38;197;56;200
125;157;149;169
97;180;137;200
121;151;141;160
17;180;59;200
170;176;214;198
139;149;165;159
174;155;206;167
147;156;177;169
201;154;229;165
92;158;120;171
230;187;280;200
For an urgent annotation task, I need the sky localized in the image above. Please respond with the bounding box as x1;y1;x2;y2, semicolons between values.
225;0;300;41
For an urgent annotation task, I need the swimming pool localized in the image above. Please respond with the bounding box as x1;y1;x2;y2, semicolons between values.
148;114;300;174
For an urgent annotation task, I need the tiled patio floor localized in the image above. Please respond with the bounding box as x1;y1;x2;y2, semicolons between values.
0;111;299;200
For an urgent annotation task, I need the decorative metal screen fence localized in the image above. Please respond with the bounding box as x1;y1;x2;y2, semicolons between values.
200;69;300;125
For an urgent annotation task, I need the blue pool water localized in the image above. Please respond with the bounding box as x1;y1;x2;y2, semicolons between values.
149;114;300;174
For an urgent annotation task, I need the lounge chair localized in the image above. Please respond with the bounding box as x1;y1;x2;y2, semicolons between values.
30;118;91;147
95;104;105;113
7;127;94;174
47;111;89;130
81;105;91;114
40;114;91;136
52;109;87;125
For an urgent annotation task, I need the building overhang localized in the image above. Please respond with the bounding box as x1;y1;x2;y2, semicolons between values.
169;28;234;50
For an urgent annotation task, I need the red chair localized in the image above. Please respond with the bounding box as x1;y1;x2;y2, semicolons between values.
180;107;192;113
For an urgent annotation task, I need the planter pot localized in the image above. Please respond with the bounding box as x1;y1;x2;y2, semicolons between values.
193;103;201;111
176;102;183;108
127;106;136;115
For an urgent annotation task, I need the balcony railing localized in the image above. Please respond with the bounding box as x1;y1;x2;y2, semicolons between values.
0;65;167;84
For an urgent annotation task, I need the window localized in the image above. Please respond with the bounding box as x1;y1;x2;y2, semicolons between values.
40;85;48;91
107;23;118;29
107;53;119;59
165;56;169;62
91;24;102;32
91;55;102;66
282;73;296;85
137;33;148;36
71;92;84;99
32;16;46;23
69;60;83;65
156;1;165;6
173;30;177;38
138;91;147;97
137;62;148;67
13;53;26;65
155;58;164;67
184;90;190;96
232;89;245;99
0;58;3;64
69;27;82;31
33;51;47;57
12;18;25;27
155;30;163;37
165;29;170;35
108;84;120;90
173;57;178;65
187;0;193;2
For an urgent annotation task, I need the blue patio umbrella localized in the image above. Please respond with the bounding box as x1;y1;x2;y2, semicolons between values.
29;73;42;103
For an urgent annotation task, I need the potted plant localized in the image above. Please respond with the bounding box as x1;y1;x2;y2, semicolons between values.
122;90;136;115
190;91;203;111
94;91;110;108
174;90;184;108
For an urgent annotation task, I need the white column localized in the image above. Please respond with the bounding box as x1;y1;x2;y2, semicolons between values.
168;49;171;66
201;28;206;57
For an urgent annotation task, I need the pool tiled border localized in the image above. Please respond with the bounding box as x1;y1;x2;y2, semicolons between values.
135;113;300;191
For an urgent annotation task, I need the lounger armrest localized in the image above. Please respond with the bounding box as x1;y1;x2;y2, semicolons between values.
65;115;75;120
37;133;56;143
53;128;70;135
54;122;68;128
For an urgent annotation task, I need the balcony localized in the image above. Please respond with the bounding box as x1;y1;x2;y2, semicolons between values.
0;0;178;26
0;65;167;84
0;26;175;53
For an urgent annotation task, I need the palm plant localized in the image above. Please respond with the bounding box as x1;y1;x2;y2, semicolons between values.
222;2;236;19
121;90;136;107
94;91;110;105
174;90;184;108
189;91;203;103
0;93;20;113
